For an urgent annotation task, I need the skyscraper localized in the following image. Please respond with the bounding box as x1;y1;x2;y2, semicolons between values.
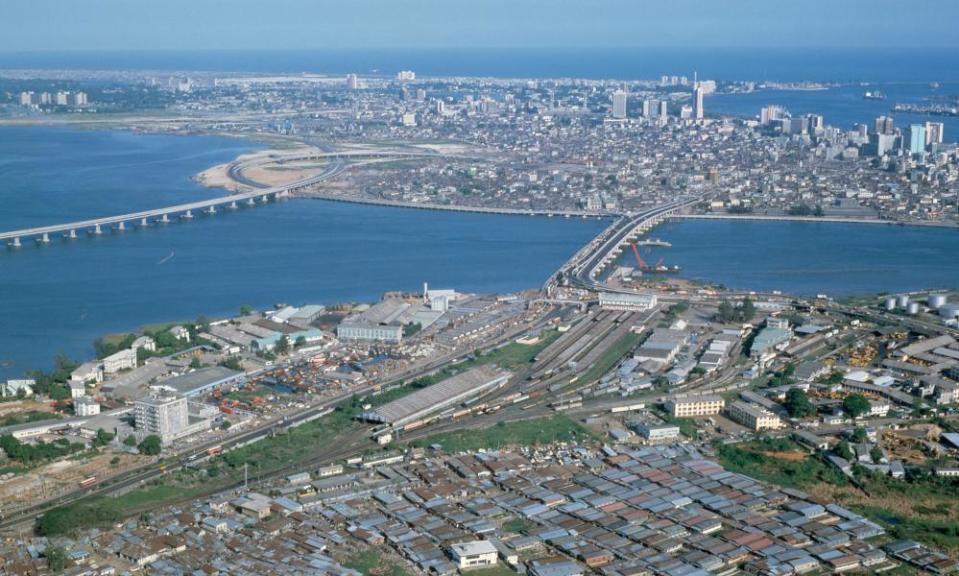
925;122;944;145
658;100;668;118
760;105;783;125
907;124;927;155
641;99;652;117
693;85;704;120
611;90;627;119
874;115;894;135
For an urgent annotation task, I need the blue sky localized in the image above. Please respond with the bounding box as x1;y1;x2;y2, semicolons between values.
1;0;956;51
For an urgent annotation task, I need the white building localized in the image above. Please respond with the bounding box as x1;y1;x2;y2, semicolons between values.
170;326;191;342
1;379;35;397
727;401;783;431
666;396;725;418
69;380;87;399
135;395;188;443
132;336;157;353
102;348;137;373
598;292;657;311
75;396;100;417
70;361;103;384
449;540;498;570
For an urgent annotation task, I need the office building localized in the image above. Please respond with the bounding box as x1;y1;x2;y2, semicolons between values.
396;70;416;81
658;100;668;118
135;395;189;443
874;116;894;135
641;99;653;117
598;291;657;311
75;396;101;417
693;85;705;119
449;540;498;570
907;124;927;155
611;90;627;119
632;422;681;443
665;395;725;418
345;73;359;89
760;105;784;125
728;400;783;431
926;122;944;145
102;348;137;374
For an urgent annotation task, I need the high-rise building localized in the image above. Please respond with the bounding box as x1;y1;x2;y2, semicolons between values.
55;91;69;106
345;73;359;89
135;395;188;443
925;122;944;145
611;90;627;119
875;115;894;135
658;100;668;118
760;105;783;125
679;105;693;120
907;124;927;155
641;99;652;117
396;70;416;81
18;91;33;106
71;92;87;106
693;85;705;120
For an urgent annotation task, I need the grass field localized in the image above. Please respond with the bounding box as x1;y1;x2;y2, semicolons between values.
345;550;409;576
412;415;593;452
717;438;959;556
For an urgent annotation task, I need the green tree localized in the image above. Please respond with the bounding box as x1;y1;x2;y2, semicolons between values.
138;435;162;456
851;427;869;443
274;336;291;355
294;335;307;348
842;394;871;419
123;434;137;447
94;428;115;447
45;545;67;572
239;304;254;316
835;440;854;461
189;356;203;369
870;446;884;464
784;387;815;418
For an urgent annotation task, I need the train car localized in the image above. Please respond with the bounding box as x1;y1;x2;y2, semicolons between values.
79;476;97;488
207;445;223;457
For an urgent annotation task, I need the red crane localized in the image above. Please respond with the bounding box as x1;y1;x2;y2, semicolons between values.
630;242;649;270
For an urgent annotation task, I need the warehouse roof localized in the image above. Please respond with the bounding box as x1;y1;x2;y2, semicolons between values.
362;365;510;426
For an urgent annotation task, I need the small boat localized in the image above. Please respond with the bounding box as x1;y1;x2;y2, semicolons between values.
863;91;886;100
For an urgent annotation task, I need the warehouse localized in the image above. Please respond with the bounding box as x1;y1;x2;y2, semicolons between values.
361;365;510;428
598;291;657;311
151;366;246;397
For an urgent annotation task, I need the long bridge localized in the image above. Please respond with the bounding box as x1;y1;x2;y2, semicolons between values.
544;197;700;294
0;149;463;248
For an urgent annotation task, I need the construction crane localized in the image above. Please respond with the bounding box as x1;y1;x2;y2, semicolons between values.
630;242;649;270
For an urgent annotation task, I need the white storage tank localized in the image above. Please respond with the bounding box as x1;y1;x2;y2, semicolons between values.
907;302;920;315
896;295;910;308
884;297;897;311
928;294;947;309
940;304;959;320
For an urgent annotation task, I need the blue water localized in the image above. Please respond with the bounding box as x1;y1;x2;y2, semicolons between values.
0;126;604;379
0;48;956;82
621;219;959;297
708;82;959;143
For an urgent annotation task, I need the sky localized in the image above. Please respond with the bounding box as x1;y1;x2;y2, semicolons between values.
0;0;956;52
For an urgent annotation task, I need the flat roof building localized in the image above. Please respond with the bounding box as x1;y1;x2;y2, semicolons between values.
665;395;725;418
599;292;657;311
728;400;783;431
151;366;245;397
449;540;498;570
361;365;510;428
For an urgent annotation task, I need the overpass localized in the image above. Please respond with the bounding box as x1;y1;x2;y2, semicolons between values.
0;149;472;248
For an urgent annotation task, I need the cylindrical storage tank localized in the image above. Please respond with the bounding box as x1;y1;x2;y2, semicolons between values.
896;295;910;308
940;304;959;319
884;297;897;311
907;302;920;315
928;294;947;309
